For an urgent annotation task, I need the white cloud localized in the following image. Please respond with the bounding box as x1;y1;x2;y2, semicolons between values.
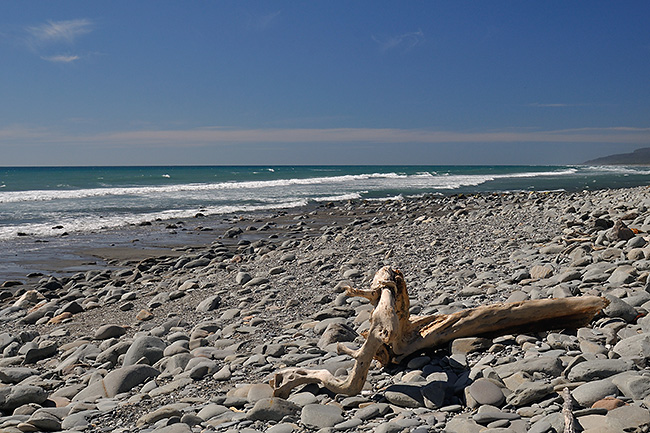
373;30;424;51
528;103;588;108
41;54;80;63
23;19;93;62
27;19;93;44
4;125;649;148
246;10;281;31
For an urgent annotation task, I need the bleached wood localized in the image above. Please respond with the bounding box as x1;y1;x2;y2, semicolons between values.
271;266;608;397
562;387;577;433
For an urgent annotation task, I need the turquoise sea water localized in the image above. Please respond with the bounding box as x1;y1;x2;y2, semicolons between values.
0;165;649;241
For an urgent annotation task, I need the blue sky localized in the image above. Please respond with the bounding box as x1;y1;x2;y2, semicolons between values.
1;1;649;165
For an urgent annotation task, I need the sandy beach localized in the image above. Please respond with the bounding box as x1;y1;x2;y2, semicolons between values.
2;187;650;432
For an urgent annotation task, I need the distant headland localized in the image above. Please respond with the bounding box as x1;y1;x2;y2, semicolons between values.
584;147;650;165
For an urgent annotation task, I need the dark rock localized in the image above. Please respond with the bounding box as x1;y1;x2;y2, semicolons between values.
246;398;300;421
93;324;127;340
196;295;221;312
317;322;357;349
122;336;166;366
300;403;344;429
609;220;635;241
384;384;425;408
0;385;48;411
567;359;635;381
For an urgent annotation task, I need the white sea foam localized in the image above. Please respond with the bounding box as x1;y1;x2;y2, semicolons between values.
366;194;404;201
0;169;580;204
582;165;650;175
0;172;401;203
0;166;634;241
313;193;363;202
0;199;308;241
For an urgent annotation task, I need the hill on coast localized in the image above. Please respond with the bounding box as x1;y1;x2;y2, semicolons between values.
584;147;650;165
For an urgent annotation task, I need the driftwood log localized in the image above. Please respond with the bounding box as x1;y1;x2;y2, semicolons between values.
271;266;608;398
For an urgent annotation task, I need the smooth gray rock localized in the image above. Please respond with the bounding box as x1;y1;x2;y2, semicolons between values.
606;404;650;431
445;414;484;433
355;403;389;421
507;381;553;407
287;392;319;407
27;409;62;431
494;356;562;378
72;364;159;401
197;403;230;420
451;337;491;355
267;423;296;433
317;322;357;349
212;364;231;381
150;423;192;433
613;333;650;360
183;257;210;269
334;417;364;431
603;294;638;322
612;372;650;400
96;341;130;366
472;405;520;425
0;385;47;411
246;398;299;421
300;403;344;429
196;295;221;312
236;272;252;285
374;420;413;433
629;236;648;248
567;358;635;381
244;277;269;287
136;404;184;427
23;341;57;364
528;412;564;433
55;343;101;372
572;379;619;408
468;378;505;407
384;383;425;408
246;383;274;403
0;367;39;384
607;266;637;286
60;410;100;430
122;336;166;366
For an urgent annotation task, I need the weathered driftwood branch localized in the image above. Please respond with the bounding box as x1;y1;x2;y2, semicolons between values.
562;387;577;433
271;266;608;398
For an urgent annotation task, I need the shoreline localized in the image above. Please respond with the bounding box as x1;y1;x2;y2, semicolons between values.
2;185;649;285
2;186;650;431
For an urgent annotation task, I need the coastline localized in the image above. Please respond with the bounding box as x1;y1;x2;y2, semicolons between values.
2;186;650;431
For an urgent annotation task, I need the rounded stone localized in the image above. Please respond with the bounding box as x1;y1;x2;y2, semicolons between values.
122;336;166;366
384;384;425;408
468;378;505;407
247;398;300;421
572;379;619;408
93;324;127;340
300;403;344;429
247;383;274;403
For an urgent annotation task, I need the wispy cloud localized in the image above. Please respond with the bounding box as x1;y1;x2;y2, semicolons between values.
3;125;650;148
23;19;93;63
373;30;424;51
528;102;588;108
27;19;93;45
41;54;80;63
246;10;281;31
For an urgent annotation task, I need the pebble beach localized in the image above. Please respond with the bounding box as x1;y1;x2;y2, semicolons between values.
3;186;650;433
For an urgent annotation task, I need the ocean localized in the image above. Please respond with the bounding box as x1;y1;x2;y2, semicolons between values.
1;165;650;242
